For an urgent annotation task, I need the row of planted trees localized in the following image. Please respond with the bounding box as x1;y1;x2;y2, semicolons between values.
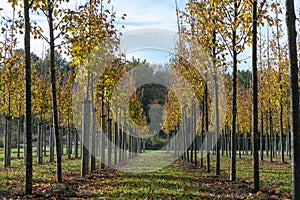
0;0;299;197
1;0;148;169
1;0;136;194
1;0;148;186
160;0;299;195
0;46;74;164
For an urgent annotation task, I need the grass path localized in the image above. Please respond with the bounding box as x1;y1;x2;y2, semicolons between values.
0;151;292;199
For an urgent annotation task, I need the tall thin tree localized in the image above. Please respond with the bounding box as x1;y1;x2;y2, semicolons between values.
24;0;32;194
48;0;62;182
285;0;299;199
252;0;259;192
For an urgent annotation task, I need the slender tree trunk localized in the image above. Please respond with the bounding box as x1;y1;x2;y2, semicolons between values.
129;135;132;159
185;114;189;162
275;5;285;163
200;100;204;167
23;119;26;165
173;130;177;157
285;131;290;156
269;109;273;162
118;117;122;163
69;127;73;155
4;115;12;167
60;129;64;153
214;73;220;176
279;103;285;162
193;104;197;166
114;120;118;165
225;129;228;157
107;116;112;167
37;122;43;164
288;122;292;160
238;132;241;159
243;134;246;155
81;72;90;177
75;129;79;159
67;127;71;159
210;23;220;175
265;113;269;157
48;2;62;182
100;92;106;169
221;129;225;156
205;83;210;172
230;2;238;181
275;134;278;156
286;0;300;198
17;111;22;159
123;129;127;162
43;123;47;156
190;118;194;163
24;0;32;193
252;0;259;191
81;99;90;177
50;126;54;162
260;112;264;161
182;110;186;161
167;132;170;153
90;75;96;172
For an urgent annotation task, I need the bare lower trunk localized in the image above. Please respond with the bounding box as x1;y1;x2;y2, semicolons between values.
286;0;300;198
24;0;32;193
252;1;259;190
50;126;54;162
81;99;90;177
49;2;62;181
75;129;79;159
260;112;264;161
205;83;210;172
114;121;118;165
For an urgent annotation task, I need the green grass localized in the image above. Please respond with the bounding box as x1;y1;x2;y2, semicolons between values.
0;149;292;199
0;146;75;160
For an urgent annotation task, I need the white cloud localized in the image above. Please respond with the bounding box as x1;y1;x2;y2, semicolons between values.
112;0;182;31
120;28;178;64
111;0;187;62
1;0;187;61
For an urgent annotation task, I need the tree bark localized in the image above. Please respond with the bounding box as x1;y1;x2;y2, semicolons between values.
81;99;90;177
100;92;106;169
214;71;220;176
75;129;79;159
43;123;47;156
4;116;12;167
252;0;259;191
24;0;32;193
260;112;264;161
107;117;112;167
67;127;71;159
17;111;22;159
48;0;62;182
269;108;273;162
193;104;197;166
230;1;238;182
37;122;43;164
285;0;300;198
200;100;204;167
90;74;96;172
114;120;118;165
123;128;127;162
118;119;122;163
50;126;54;162
205;82;210;172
